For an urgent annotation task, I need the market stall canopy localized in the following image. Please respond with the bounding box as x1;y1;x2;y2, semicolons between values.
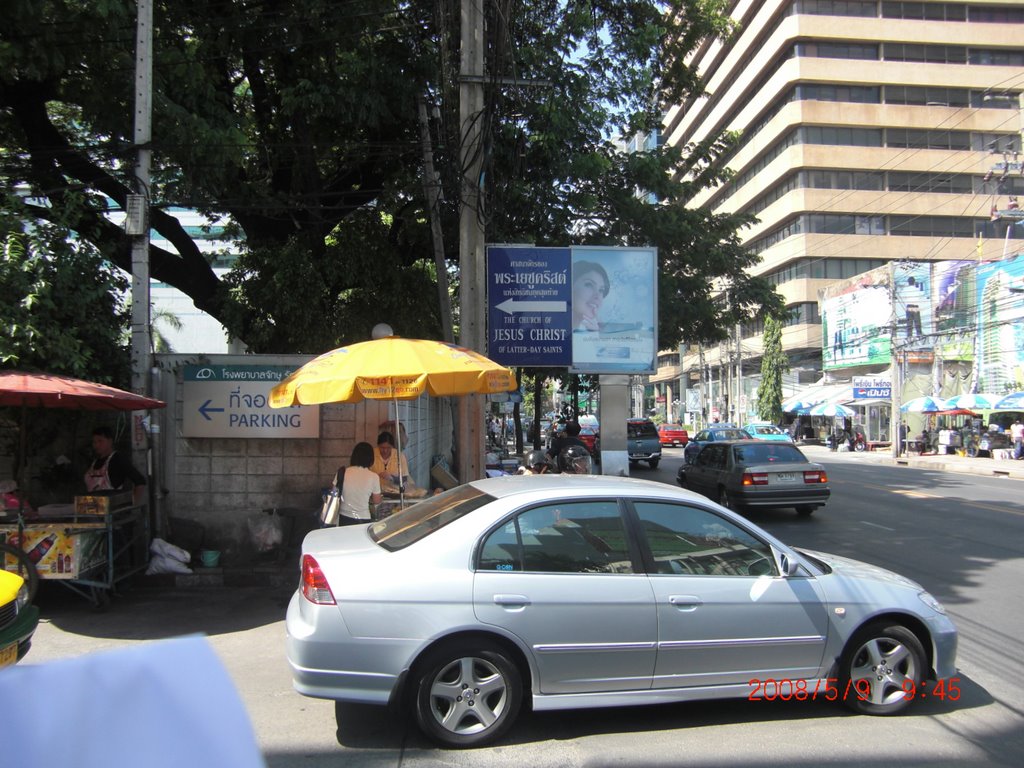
940;393;1001;411
809;402;855;418
933;409;979;417
900;396;945;413
0;371;165;411
993;391;1024;410
269;336;517;407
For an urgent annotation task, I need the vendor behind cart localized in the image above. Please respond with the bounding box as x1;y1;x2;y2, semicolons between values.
85;426;146;505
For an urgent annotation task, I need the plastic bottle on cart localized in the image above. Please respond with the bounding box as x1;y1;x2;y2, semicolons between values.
27;533;57;564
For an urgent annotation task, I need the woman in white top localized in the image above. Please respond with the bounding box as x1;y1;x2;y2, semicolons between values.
337;442;383;524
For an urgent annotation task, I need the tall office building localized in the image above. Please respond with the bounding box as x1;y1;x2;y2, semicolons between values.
662;0;1024;423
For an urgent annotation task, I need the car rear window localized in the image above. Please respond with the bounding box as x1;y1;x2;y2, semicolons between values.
369;485;494;551
628;421;658;438
732;444;806;464
716;429;749;440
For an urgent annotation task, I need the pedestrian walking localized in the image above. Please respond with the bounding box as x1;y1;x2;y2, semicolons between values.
1011;417;1024;460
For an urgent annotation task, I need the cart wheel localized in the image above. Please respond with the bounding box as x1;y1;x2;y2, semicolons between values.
0;542;39;603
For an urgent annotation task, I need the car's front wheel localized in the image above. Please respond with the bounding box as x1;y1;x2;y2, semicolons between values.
413;640;522;748
839;622;926;715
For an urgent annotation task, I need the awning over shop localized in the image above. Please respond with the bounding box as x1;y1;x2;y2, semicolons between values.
782;381;853;412
847;398;890;408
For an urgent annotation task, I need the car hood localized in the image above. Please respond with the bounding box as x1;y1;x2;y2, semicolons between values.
798;548;923;591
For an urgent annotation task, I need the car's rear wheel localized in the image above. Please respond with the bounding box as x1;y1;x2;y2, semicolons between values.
795;505;817;516
839;622;926;715
717;487;734;510
413;640;522;748
648;459;660;469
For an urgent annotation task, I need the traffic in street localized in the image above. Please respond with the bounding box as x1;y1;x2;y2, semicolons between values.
18;449;1024;768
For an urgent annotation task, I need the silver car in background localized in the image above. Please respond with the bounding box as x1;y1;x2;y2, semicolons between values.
286;475;957;748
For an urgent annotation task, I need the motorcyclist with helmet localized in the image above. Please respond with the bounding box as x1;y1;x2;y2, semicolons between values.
557;444;593;474
517;449;552;475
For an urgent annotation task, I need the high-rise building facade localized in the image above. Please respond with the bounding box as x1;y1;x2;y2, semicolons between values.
663;0;1024;423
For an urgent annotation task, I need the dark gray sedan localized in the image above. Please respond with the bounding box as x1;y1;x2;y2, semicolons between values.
683;439;830;515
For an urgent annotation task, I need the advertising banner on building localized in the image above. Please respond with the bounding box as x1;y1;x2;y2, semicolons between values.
932;260;975;360
975;254;1024;392
893;261;933;360
821;265;892;369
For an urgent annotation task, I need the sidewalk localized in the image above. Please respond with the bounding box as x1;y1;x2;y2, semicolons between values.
799;442;1024;480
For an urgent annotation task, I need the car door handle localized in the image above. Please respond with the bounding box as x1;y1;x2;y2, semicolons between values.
493;594;531;608
668;595;702;611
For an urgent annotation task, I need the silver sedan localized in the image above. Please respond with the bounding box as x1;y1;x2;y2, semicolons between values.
286;475;957;748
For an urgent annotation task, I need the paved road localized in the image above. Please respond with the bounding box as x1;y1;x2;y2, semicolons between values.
18;453;1024;767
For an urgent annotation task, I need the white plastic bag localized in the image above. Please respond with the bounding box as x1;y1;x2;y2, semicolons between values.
150;537;191;563
247;514;283;552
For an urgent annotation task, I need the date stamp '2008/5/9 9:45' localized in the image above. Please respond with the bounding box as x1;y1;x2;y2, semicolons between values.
748;677;962;702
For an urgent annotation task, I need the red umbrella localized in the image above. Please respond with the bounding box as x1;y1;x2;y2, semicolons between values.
0;371;165;411
0;371;166;507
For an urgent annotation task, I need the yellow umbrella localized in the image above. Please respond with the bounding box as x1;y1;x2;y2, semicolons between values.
269;333;516;499
269;336;516;407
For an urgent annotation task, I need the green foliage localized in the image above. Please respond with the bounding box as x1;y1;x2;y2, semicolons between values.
756;314;788;424
1;0;783;354
0;220;130;384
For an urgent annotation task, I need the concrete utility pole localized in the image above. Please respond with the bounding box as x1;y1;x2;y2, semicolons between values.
889;262;902;458
128;0;153;486
456;0;486;483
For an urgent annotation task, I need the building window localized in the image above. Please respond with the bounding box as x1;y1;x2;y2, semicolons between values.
791;0;879;17
882;2;967;21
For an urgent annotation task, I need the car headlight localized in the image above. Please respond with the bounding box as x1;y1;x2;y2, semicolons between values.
15;582;30;612
918;591;946;614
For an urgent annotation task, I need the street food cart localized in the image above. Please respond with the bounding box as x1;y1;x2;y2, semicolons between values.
1;491;149;608
0;371;166;607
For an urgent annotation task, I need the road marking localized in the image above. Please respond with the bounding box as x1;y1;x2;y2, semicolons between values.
845;482;1023;516
862;521;896;531
891;488;940;499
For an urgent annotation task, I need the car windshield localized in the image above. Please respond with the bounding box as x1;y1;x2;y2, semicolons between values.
732;444;806;464
369;485;494;551
751;425;783;435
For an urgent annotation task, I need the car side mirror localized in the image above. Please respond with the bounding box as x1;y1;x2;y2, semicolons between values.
779;552;801;577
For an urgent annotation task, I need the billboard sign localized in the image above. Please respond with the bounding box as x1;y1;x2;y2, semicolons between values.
486;245;658;373
569;246;658;374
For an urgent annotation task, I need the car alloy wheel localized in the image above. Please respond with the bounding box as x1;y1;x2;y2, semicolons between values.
840;622;926;715
413;640;522;748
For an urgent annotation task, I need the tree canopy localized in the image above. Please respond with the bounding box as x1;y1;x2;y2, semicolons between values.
1;0;783;355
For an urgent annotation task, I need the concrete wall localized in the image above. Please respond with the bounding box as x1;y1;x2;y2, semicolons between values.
152;354;454;553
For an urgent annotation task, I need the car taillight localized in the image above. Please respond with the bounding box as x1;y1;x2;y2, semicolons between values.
742;472;769;486
803;470;828;484
301;554;336;605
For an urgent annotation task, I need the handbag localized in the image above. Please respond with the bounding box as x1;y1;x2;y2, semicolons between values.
319;466;347;526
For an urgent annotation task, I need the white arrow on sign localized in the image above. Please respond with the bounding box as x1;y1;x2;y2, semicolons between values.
495;299;567;315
